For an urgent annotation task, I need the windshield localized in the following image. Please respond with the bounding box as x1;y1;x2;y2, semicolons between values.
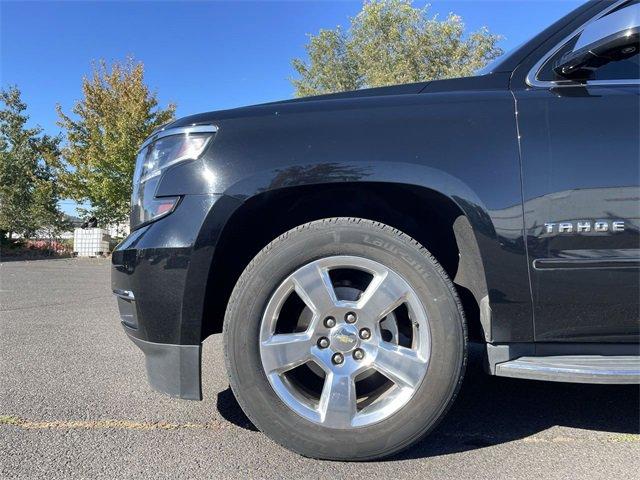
475;37;534;75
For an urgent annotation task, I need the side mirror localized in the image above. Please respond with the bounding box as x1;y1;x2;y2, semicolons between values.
554;3;640;80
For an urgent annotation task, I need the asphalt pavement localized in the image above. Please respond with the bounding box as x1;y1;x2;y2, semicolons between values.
1;258;638;479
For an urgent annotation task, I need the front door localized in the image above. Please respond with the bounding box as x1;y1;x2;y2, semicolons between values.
514;1;640;342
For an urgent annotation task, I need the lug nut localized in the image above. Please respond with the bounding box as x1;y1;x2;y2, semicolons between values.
345;312;357;324
359;328;371;340
332;353;344;365
317;337;330;349
324;317;336;328
353;349;365;360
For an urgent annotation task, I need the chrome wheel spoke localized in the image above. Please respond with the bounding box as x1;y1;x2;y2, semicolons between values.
374;343;426;389
319;372;357;428
290;263;337;314
358;271;409;323
261;333;312;373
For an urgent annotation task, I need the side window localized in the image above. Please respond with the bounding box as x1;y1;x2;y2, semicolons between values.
538;0;640;82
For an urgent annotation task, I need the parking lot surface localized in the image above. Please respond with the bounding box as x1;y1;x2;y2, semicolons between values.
1;258;638;479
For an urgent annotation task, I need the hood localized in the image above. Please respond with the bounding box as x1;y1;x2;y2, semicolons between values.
166;72;510;129
263;81;429;105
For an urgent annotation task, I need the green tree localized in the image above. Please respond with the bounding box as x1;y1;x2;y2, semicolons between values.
0;86;66;240
292;0;503;96
57;58;175;226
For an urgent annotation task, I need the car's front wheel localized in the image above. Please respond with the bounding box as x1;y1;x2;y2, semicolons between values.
223;218;466;460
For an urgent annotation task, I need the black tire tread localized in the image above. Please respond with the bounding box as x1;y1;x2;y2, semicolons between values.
223;217;468;460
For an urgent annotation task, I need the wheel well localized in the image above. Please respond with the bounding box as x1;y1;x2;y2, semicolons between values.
201;182;485;342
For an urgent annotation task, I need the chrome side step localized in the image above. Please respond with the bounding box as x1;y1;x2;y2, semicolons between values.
495;355;640;384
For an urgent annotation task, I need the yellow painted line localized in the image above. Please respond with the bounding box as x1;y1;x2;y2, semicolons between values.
607;433;640;443
0;415;225;431
3;415;638;443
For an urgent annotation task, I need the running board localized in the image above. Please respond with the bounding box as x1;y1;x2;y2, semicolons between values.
494;355;640;384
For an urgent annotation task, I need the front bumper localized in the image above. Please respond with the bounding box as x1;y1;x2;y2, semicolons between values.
114;288;202;400
111;194;223;400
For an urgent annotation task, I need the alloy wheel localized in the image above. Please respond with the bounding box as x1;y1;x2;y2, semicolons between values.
259;255;431;429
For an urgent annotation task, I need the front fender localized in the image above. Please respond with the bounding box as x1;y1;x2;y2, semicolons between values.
176;89;532;343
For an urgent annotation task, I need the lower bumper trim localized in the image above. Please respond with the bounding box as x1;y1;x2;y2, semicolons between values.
125;327;202;400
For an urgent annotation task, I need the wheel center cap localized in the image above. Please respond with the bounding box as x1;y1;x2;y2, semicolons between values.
330;324;359;353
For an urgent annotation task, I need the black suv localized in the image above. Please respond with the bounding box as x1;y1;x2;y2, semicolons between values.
112;0;640;460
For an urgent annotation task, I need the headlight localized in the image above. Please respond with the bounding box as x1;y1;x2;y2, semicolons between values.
130;125;217;229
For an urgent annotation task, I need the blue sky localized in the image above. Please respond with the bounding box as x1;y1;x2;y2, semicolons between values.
1;0;583;215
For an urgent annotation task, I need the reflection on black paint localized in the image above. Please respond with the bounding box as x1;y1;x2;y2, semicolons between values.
266;162;372;190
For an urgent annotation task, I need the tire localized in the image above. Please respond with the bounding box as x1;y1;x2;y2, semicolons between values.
223;218;467;460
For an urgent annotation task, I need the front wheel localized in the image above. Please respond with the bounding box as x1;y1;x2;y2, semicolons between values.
223;218;466;460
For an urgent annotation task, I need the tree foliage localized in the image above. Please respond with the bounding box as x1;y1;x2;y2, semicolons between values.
57;58;175;226
292;0;503;96
0;86;66;239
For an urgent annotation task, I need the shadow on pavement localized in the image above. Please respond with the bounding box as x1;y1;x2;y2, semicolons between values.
216;345;640;458
216;388;258;432
394;346;639;460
